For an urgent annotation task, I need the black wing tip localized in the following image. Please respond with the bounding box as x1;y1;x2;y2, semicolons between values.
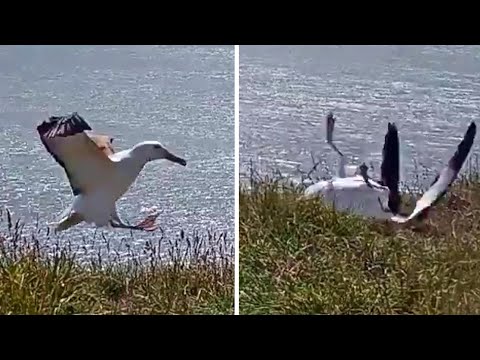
387;122;398;133
462;121;476;145
460;120;477;150
467;121;476;135
464;121;476;147
446;120;478;174
36;112;89;197
385;122;400;145
381;121;401;205
37;112;92;138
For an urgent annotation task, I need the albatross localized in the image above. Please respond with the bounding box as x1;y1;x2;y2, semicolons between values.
304;112;398;219
37;112;187;232
304;112;477;224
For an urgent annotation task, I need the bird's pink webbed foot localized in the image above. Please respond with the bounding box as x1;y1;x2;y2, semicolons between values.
134;213;160;232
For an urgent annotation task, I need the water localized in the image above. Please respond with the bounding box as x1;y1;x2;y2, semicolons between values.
0;45;234;255
240;45;480;184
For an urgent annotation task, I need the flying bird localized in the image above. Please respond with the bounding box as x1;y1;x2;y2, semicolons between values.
37;112;187;232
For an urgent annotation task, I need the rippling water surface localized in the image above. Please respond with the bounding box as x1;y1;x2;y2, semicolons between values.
240;45;480;184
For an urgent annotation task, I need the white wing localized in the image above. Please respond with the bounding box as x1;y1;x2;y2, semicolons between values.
392;121;476;224
37;113;116;196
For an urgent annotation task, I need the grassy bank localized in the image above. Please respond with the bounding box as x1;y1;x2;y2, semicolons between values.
0;211;233;314
240;175;480;314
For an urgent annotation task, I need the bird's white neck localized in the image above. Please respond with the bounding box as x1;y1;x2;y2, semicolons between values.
129;146;153;166
107;149;150;200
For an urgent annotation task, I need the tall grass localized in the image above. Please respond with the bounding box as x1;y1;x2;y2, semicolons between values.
240;158;480;314
0;210;233;314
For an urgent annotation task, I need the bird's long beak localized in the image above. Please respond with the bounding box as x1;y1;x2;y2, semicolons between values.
165;151;187;166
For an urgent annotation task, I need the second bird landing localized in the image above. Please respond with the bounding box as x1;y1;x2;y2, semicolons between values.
36;112;187;233
303;112;477;224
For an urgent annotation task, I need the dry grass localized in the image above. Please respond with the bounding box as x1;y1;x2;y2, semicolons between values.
0;211;233;315
240;169;480;314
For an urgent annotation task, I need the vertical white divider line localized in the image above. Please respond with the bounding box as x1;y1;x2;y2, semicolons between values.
234;44;240;315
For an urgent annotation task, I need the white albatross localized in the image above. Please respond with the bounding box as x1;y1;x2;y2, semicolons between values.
304;112;399;220
304;112;477;223
37;112;187;232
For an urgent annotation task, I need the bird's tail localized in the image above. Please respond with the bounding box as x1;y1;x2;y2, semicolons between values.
53;213;83;232
46;204;74;229
56;204;73;222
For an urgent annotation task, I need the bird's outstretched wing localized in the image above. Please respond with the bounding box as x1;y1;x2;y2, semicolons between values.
380;122;401;214
326;111;344;157
37;112;115;196
392;121;476;223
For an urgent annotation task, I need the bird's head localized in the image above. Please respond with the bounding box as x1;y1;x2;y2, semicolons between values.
132;141;187;166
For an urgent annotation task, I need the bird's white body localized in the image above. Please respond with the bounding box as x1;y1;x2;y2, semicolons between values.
68;150;146;226
71;192;115;226
337;154;360;178
304;175;391;219
342;165;359;178
303;112;396;220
